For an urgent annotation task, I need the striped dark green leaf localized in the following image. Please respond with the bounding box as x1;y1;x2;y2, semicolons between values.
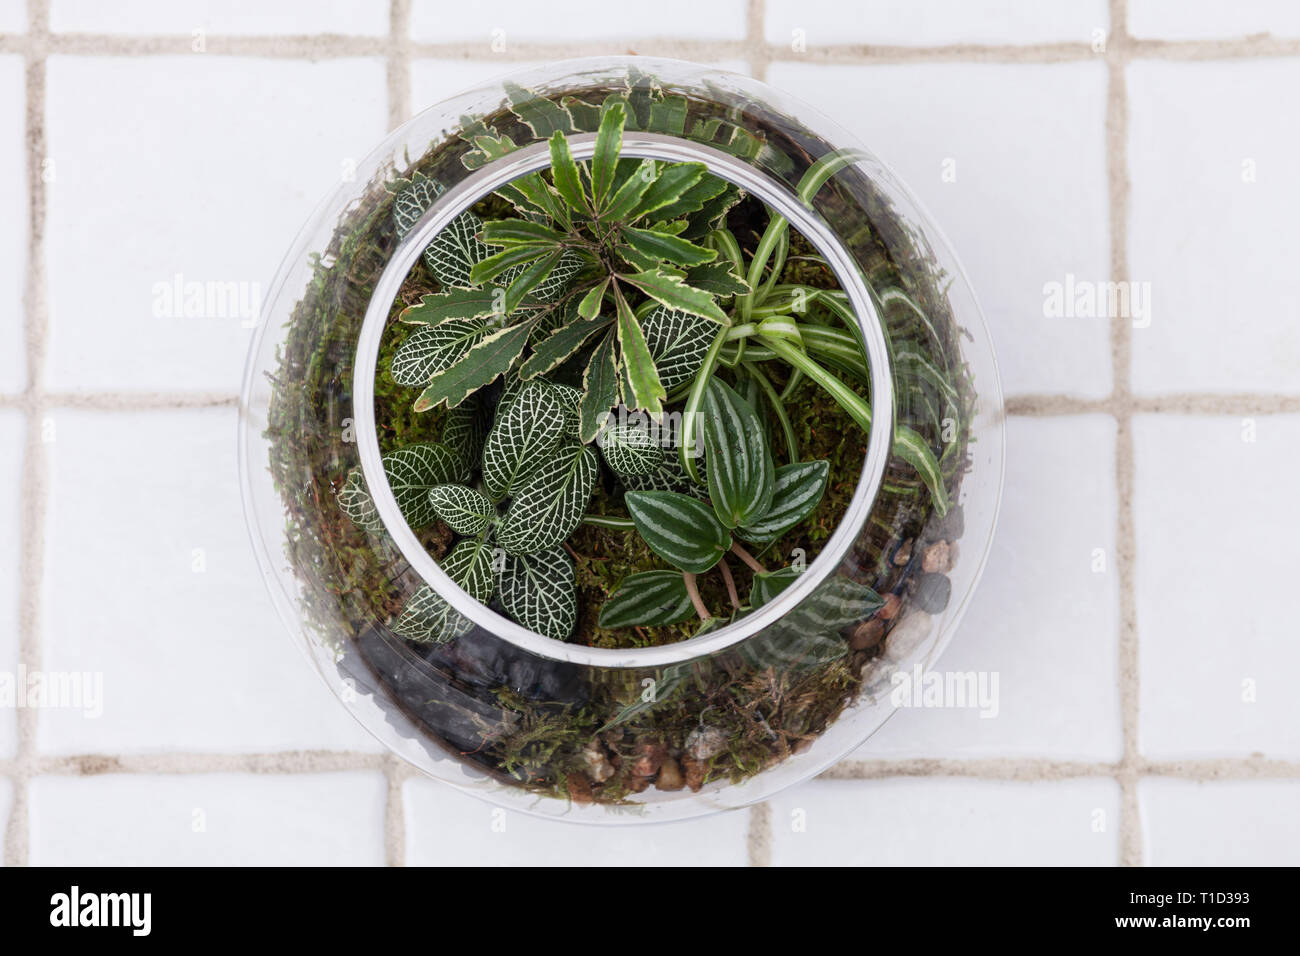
598;571;694;628
700;378;775;529
624;490;731;574
738;460;829;544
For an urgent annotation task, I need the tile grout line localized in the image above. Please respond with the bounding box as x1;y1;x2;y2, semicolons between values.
381;0;413;867
5;0;49;870
1106;0;1143;868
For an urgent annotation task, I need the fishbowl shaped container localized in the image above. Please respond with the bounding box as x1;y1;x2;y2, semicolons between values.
239;56;1004;822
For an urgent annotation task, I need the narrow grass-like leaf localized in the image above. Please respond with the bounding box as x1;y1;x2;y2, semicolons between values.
701;378;775;528
413;320;533;412
496;442;597;554
598;421;663;477
548;130;587;212
497;547;577;641
481;380;565;499
615;287;665;417
620;226;716;268
624;490;730;574
427;484;495;536
620;269;728;324
598;571;693;628
382;442;463;527
578;331;619;443
519;314;612;380
737;460;829;543
896;424;950;516
481;219;567;246
592;102;625;209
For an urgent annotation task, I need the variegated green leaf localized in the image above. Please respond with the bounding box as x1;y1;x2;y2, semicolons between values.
627;163;708;221
620;269;728;325
427;484;495;536
578;331;620;443
738;460;829;544
392;172;443;238
399;289;499;325
497;547;577;642
337;467;381;531
390;318;488;387
542;380;583;437
598;571;693;628
481;380;565;499
530;247;584;302
440;395;487;470
496;442;597;554
592;102;625;209
382;442;464;527
547;129;587;211
749;565;803;609
639;305;716;392
519;314;611;380
412;320;534;412
654;173;728;221
506;82;575;138
423;211;492;289
441;535;495;604
598;421;663;477
700;378;775;528
682;260;750;297
615;287;665;417
392;584;471;644
619;225;716;268
624;490;730;574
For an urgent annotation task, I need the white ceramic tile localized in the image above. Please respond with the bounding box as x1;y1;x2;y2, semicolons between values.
38;408;382;754
770;778;1120;865
30;772;386;865
852;416;1121;760
44;55;386;393
1129;1;1300;41
0;55;26;395
410;58;753;118
1141;778;1300;866
51;0;389;36
410;0;747;44
0;410;22;759
765;0;1108;47
1129;60;1300;395
1135;414;1300;758
0;2;22;35
0;778;10;859
769;61;1112;398
404;777;751;865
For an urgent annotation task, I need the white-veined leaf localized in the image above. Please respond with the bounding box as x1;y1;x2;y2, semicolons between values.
423;211;493;289
440;394;488;470
392;584;472;644
740;574;884;670
496;442;597;554
621;448;708;500
390;317;488;387
598;570;693;628
542;380;583;437
441;535;495;603
481;380;565;499
597;421;663;477
382;442;464;527
624;490;730;574
531;247;584;302
412;320;535;412
639;305;716;391
737;459;829;543
393;172;443;238
497;547;577;642
427;484;495;536
399;289;499;325
701;378;775;528
337;467;382;530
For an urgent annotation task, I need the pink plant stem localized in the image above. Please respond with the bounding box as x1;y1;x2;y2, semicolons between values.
730;541;767;575
683;572;711;620
718;558;741;609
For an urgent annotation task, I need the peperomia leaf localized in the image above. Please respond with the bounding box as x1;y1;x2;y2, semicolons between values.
427;484;495;536
624;490;731;574
737;459;829;544
598;421;663;477
391;318;489;387
423;211;493;289
496;441;597;554
740;575;884;670
392;584;471;644
639;306;717;392
337;468;381;531
620;269;728;325
497;547;577;642
382;442;464;527
413;320;534;412
481;380;565;500
614;287;665;417
598;571;694;628
749;566;803;609
578;331;620;443
700;378;775;529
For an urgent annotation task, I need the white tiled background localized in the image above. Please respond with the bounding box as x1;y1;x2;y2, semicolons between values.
1;0;1297;866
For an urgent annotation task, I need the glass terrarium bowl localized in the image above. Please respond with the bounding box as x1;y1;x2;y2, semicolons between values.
239;56;1004;823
